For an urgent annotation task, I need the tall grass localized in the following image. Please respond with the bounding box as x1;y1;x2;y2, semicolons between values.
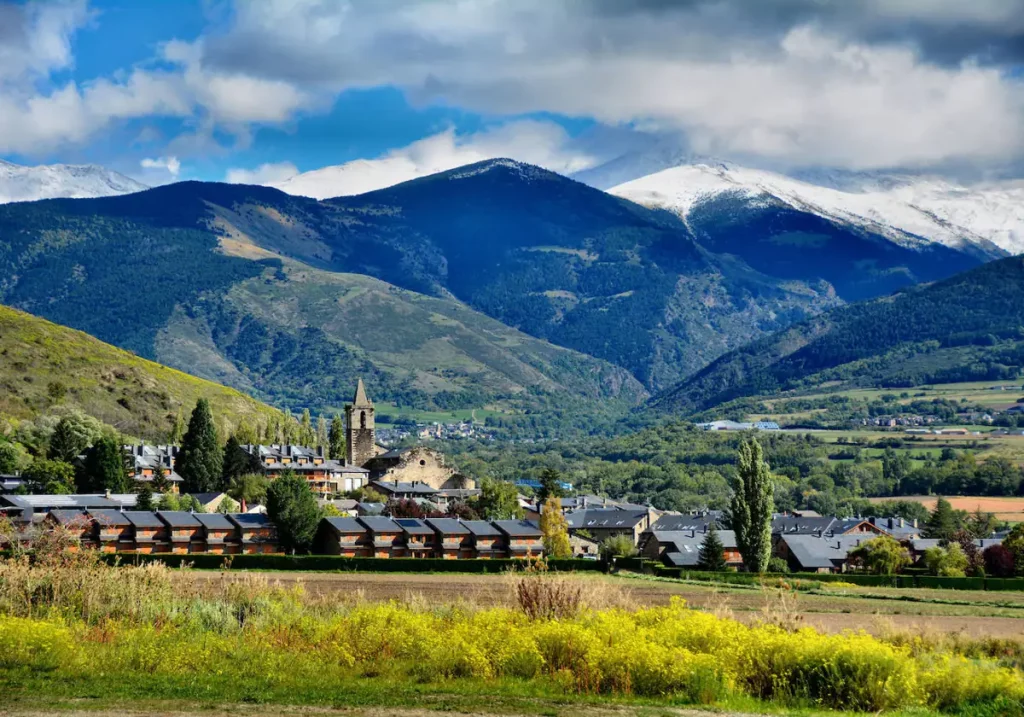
1;550;1023;714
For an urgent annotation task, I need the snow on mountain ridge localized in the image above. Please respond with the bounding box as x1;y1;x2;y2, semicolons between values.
0;160;147;204
609;162;1022;257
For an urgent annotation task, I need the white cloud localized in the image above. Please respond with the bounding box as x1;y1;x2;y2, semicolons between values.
268;121;598;198
140;156;181;177
225;161;298;185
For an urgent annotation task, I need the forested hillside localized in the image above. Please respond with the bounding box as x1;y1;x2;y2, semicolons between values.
653;256;1024;414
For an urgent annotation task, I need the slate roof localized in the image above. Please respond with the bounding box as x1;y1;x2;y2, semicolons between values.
648;514;719;533
48;509;88;525
565;509;648;529
370;480;438;495
358;516;401;533
123;511;164;528
493;519;542;537
660;530;738;567
772;516;839;535
194;513;235;530
780;534;870;569
425;518;471;535
357;502;385;515
1;494;121;510
463;520;501;537
322;517;367;533
157;511;202;528
89;509;131;527
228;513;274;530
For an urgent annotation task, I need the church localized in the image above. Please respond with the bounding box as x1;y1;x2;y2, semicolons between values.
345;379;472;491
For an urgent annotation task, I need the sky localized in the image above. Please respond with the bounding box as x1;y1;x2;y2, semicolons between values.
3;0;1024;188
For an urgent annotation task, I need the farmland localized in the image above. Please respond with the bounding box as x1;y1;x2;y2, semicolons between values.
867;495;1024;523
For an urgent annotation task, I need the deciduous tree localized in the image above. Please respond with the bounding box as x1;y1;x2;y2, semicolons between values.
731;439;774;573
539;495;572;559
266;470;321;553
848;535;910;575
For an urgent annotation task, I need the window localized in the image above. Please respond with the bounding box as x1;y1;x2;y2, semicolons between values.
360;411;366;429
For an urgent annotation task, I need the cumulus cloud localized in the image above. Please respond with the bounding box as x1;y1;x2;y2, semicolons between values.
267;120;599;198
140;156;181;177
192;0;1024;171
226;161;298;185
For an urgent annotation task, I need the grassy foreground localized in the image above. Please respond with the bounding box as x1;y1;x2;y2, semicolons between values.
1;554;1022;716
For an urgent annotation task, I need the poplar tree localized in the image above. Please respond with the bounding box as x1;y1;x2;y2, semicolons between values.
316;414;329;449
539;495;572;558
299;409;315;446
176;399;223;493
328;413;345;460
731;438;774;573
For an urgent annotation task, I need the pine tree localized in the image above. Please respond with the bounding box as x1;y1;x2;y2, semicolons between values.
176;399;224;494
316;414;328;449
136;484;155;511
48;417;87;463
81;436;130;493
537;467;564;504
151;464;171;493
539;495;572;558
222;435;259;488
925;497;957;540
731;439;774;573
697;527;727;571
328;413;345;460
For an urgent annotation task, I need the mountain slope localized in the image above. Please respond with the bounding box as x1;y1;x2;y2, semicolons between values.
652;256;1024;414
0;184;646;414
0;305;283;439
0;159;147;204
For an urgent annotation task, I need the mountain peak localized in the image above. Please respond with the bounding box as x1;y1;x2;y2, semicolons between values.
0;159;147;205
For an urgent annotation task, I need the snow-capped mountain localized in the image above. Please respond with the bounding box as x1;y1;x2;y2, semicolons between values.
607;160;1023;257
0;160;147;204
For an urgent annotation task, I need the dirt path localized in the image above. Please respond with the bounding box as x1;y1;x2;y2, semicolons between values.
190;570;1024;639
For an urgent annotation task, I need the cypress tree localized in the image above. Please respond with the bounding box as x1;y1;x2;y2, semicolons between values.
81;436;130;493
731;438;774;573
176;399;224;494
328;413;345;460
697;527;728;571
316;413;329;449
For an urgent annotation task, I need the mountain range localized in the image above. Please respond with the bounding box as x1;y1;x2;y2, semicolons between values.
0;159;146;205
652;255;1024;415
0;153;1012;425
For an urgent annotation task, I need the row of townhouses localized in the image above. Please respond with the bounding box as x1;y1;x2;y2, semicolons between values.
316;517;543;559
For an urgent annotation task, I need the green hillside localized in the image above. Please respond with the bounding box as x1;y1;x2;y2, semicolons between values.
652;256;1024;414
0;304;284;440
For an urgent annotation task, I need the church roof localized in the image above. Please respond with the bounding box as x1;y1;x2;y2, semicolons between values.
353;378;371;406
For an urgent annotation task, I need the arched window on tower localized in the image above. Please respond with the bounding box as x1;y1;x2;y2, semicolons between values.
360;411;366;429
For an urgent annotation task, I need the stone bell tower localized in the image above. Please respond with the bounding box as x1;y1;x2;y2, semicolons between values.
345;378;375;467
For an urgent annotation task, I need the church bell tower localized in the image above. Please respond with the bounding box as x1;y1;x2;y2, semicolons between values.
345;378;375;467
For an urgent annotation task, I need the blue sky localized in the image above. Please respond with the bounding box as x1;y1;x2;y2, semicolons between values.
2;0;1024;189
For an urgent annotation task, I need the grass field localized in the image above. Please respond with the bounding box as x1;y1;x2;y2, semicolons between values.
867;495;1024;522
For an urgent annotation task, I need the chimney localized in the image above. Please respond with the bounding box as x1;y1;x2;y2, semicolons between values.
104;489;111;499
317;446;324;458
913;519;918;528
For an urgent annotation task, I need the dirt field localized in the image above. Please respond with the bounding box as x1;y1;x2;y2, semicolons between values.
868;494;1024;521
195;571;1024;640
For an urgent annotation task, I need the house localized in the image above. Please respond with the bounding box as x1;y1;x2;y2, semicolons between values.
356;501;385;516
907;537;1003;565
0;494;123;520
44;509;94;547
364;446;468;490
124;444;182;492
157;511;203;554
243;444;370;495
434;489;481;511
392;518;433;558
774;534;872;573
659;529;742;569
89;509;134;552
370;480;439;502
315;517;371;557
493;520;544;559
862;516;922;539
194;513;240;554
425;518;473;559
564;509;652;545
228;513;279;554
357;516;402;558
123;511;170;553
321;498;359;515
570;533;600;558
188;493;230;513
771;515;840;536
640;516;724;559
463;520;503;558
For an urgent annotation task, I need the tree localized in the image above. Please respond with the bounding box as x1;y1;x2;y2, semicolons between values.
299;409;316;446
176;399;223;493
539;495;571;558
600;534;637;560
266;470;321;553
80;436;130;493
950;529;984;576
983;544;1015;578
731;439;774;573
158;492;181;511
924;498;958;540
967;509;999;539
537;467;564;504
151;464;171;493
47;417;89;463
1003;524;1024;576
22;458;75;494
316;414;329;449
169;410;186;444
847;535;911;575
227;473;269;512
136;484;155;511
475;477;524;520
447;501;480;521
216;496;239;514
179;494;206;513
234;419;258;445
924;544;969;577
328;413;345;460
0;441;29;474
696;527;727;571
222;435;260;487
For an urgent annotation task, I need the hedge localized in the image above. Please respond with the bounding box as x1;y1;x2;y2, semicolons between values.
650;567;1024;591
98;553;605;573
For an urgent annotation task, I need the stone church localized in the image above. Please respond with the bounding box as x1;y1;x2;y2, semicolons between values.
345;379;473;491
